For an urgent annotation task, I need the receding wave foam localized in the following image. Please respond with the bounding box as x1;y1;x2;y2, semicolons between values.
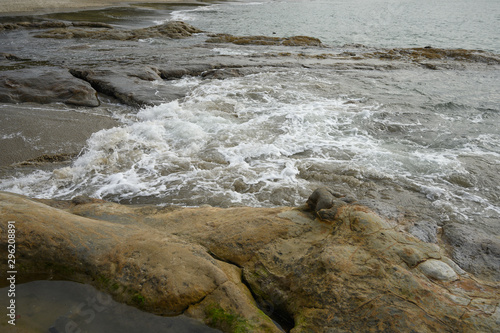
0;72;374;205
1;70;499;226
168;4;221;22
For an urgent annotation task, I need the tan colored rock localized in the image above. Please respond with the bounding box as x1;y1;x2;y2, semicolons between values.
418;259;459;282
0;192;280;332
1;190;499;333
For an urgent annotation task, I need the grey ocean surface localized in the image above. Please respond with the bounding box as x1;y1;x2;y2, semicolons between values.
171;0;500;52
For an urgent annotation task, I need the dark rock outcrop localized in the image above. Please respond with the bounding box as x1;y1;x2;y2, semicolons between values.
0;21;113;31
443;223;500;282
69;67;186;107
33;21;203;40
0;67;99;106
365;47;500;64
206;34;323;47
0;62;242;107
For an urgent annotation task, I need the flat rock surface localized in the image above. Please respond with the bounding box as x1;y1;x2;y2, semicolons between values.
69;66;188;107
0;66;99;106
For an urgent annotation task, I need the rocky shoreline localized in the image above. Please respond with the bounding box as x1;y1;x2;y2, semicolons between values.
1;6;500;332
2;17;499;110
1;189;499;332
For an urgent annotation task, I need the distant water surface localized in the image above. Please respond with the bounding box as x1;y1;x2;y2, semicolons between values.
170;0;500;52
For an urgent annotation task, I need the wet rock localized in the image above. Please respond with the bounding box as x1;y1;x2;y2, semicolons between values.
0;21;113;31
71;22;114;29
0;67;99;106
69;67;186;107
366;47;500;65
306;187;349;227
33;21;202;41
201;68;243;80
206;33;323;47
71;195;107;205
17;153;75;165
158;64;214;80
443;223;500;282
409;220;438;243
145;21;203;39
1;190;499;333
0;52;23;61
306;187;345;211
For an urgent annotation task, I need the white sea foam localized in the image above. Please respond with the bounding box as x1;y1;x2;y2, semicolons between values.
212;48;256;56
0;131;41;148
0;69;499;226
1;132;22;140
169;4;220;22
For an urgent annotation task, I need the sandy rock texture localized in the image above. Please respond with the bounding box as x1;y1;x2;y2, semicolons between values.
1;189;499;332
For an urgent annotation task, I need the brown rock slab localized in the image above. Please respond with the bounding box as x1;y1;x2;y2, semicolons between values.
69;66;187;107
33;21;203;41
1;190;499;333
206;34;323;47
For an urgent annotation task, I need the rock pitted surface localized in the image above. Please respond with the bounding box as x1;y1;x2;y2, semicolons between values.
1;189;499;332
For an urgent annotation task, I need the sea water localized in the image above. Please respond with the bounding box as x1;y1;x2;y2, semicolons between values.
0;0;499;235
0;281;220;332
170;0;500;52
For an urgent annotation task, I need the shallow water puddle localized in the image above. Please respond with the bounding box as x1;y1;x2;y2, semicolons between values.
0;280;220;332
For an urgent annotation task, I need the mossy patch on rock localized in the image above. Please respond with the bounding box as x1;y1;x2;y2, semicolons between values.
205;304;254;333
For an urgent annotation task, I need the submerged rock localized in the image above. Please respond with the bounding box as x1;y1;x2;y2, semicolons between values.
68;64;245;107
1;190;499;333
